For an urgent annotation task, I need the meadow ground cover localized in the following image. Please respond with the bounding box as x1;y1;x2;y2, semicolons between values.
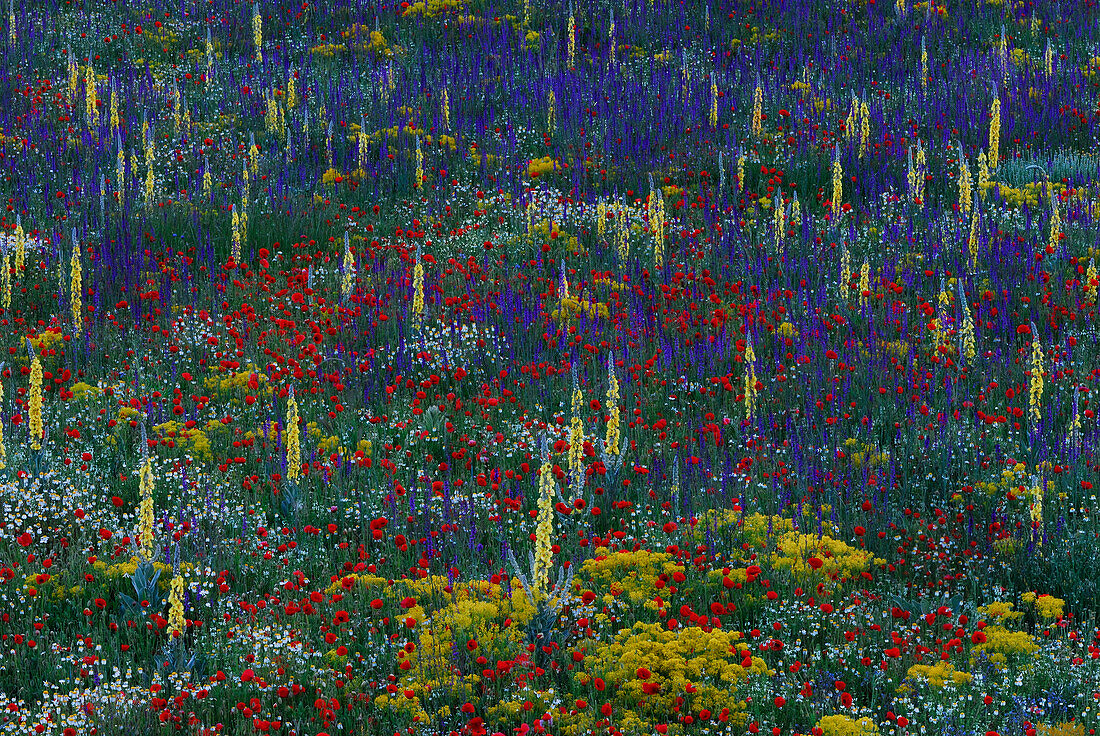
1;0;1100;734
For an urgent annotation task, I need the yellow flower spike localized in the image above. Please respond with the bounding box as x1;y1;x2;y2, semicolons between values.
958;152;972;215
286;386;301;481
709;72;718;129
27;339;43;451
751;79;763;138
605;353;620;454
743;337;757;422
1;250;10;313
13;216;24;275
341;231;355;302
988;96;1001;170
412;250;425;318
920;37;928;89
70;234;82;337
533;437;555;601
252;4;262;62
84;64;97;126
1029;325;1044;424
167;575;185;639
566;2;575;68
859;98;870;157
547;89;556;136
231;204;242;263
0;371;5;470
831;147;843;222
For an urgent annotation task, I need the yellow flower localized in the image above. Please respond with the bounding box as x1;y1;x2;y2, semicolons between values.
286;389;301;480
816;714;879;736
28;344;43;450
167;575;185;638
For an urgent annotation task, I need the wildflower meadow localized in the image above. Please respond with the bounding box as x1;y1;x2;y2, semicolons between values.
1;0;1100;734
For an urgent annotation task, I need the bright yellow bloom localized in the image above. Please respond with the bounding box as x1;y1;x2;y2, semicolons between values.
988;96;1001;169
751;83;763;138
139;456;155;560
1029;329;1044;423
412;260;425;316
252;4;263;62
0;374;5;469
744;338;757;422
28;344;43;450
286;389;301;480
533;455;555;600
831;150;843;221
70;239;82;337
167;575;185;638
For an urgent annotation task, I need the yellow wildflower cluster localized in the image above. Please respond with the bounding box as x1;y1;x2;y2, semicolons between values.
770;531;883;584
203;365;269;394
843;438;890;469
970;624;1038;664
334;26;395;57
579;621;766;729
527;156;559;178
401;0;467;17
906;661;973;688
369;575;536;723
70;382;102;401
529;220;580;255
95;557;194;588
1022;591;1066;620
580;549;688;606
815;715;879;736
978;600;1023;621
993;181;1072;209
551;295;610;322
151;421;213;462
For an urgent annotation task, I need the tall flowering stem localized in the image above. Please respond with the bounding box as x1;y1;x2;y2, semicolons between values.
605;353;620;454
27;338;42;451
1028;325;1044;425
168;575;185;639
988;96;1000;170
70;237;82;338
252;4;262;62
139;424;155;561
286;386;301;481
0;365;5;470
533;435;555;601
744;338;757;423
569;366;585;497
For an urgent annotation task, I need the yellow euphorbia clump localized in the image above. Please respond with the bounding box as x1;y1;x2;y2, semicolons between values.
1022;591;1066;620
577;621;767;732
906;661;973;688
770;531;883;583
580;549;688;606
815;714;879;736
970;625;1039;665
